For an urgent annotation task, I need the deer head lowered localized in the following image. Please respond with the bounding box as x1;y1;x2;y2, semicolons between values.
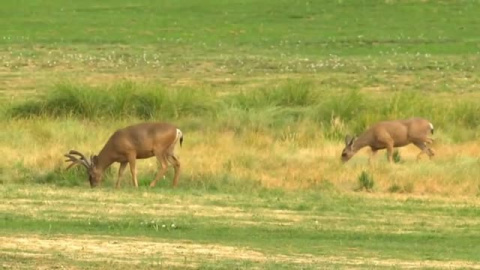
65;122;183;188
341;117;435;163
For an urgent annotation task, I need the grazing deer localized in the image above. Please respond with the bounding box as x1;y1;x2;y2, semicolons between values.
341;118;434;163
64;122;183;188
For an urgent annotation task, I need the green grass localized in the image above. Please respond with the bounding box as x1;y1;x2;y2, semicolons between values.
2;0;480;56
1;0;480;268
5;81;480;142
6;81;217;119
1;0;480;97
1;186;480;269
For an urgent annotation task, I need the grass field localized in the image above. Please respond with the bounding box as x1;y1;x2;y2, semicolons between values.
2;186;480;269
1;0;480;268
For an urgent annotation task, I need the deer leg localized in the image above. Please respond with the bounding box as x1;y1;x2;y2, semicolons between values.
150;155;169;188
386;145;394;163
166;155;181;187
115;162;128;189
378;134;394;163
413;142;435;160
128;157;138;188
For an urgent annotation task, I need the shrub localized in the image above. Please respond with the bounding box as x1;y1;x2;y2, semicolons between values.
356;171;374;192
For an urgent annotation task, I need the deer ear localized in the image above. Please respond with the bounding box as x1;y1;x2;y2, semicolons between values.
345;135;352;146
350;136;357;146
91;155;99;166
345;135;356;146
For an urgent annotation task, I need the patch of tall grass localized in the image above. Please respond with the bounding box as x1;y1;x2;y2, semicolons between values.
7;81;218;120
5;80;480;142
229;80;318;109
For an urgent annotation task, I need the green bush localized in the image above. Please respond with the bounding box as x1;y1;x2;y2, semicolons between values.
356;171;374;192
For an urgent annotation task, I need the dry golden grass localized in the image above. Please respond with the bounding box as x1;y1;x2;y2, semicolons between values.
1;118;479;196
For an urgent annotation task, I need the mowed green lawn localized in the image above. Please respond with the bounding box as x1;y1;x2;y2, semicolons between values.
2;0;479;54
1;0;480;269
1;0;479;91
2;185;480;269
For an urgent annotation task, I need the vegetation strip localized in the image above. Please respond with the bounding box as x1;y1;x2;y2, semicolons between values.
2;235;480;269
2;186;480;268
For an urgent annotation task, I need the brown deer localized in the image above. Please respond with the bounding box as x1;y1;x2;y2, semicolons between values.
64;122;183;188
341;118;434;163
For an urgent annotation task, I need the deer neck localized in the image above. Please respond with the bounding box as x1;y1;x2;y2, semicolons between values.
95;151;115;173
352;133;371;153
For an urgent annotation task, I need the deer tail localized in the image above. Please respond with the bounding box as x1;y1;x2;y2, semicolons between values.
176;129;183;147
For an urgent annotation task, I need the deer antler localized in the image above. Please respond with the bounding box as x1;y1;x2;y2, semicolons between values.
64;150;91;170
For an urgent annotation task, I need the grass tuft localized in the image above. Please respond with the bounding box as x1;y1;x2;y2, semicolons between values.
392;149;402;164
356;171;375;192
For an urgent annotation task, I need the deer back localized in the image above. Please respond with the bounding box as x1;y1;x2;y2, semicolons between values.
99;122;179;162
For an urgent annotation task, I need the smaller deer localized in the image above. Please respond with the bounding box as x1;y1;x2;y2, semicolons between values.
341;118;435;163
64;122;183;188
